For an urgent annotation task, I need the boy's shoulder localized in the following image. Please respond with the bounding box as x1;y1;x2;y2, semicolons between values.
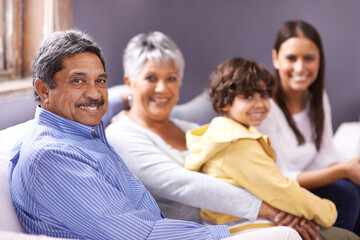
205;116;263;142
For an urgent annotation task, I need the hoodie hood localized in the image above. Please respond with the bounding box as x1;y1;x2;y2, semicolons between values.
185;116;266;171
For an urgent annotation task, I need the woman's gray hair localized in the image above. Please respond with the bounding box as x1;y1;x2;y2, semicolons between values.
32;30;105;104
122;31;185;83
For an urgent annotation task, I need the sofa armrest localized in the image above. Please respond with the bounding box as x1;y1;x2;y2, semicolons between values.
333;122;360;162
0;120;33;233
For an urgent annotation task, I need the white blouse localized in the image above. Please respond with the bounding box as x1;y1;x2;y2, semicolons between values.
257;92;340;179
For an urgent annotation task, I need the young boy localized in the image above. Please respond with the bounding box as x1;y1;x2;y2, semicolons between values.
185;57;337;235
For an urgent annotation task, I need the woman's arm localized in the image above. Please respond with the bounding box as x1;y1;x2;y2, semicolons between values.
298;158;360;189
106;124;262;221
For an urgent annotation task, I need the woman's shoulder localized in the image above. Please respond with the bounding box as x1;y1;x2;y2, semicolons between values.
106;112;134;130
105;112;148;140
268;99;284;117
107;113;198;133
105;114;198;149
171;118;199;133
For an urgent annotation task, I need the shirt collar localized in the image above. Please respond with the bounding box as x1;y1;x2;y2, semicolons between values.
35;106;106;140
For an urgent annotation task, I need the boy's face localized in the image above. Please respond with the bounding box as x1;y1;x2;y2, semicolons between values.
222;91;270;128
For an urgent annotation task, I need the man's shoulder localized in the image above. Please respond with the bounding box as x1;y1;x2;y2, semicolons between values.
21;123;79;156
9;123;77;179
26;122;63;142
16;123;102;169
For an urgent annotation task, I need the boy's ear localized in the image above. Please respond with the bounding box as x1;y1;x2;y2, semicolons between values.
221;104;230;113
34;78;50;104
272;49;279;70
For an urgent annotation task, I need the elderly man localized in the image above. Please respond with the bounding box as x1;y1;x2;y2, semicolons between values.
8;30;301;240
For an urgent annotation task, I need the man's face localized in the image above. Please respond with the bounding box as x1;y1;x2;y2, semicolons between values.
42;52;108;126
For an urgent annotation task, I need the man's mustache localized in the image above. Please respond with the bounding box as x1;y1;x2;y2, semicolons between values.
75;98;105;108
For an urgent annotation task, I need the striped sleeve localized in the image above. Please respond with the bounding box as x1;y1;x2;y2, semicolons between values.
149;219;230;239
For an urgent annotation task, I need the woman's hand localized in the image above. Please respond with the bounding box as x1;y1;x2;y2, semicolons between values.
274;211;300;227
274;212;320;240
259;202;319;240
341;157;360;185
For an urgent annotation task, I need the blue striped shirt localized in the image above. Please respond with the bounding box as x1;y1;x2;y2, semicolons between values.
9;107;230;239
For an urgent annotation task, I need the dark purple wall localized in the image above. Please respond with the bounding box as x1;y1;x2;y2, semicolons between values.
73;0;360;130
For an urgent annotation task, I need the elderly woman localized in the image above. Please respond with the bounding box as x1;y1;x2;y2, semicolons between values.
105;31;314;239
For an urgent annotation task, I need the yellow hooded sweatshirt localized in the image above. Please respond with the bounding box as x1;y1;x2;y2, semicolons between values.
185;116;337;231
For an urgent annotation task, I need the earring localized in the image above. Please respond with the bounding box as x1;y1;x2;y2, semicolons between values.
126;94;133;109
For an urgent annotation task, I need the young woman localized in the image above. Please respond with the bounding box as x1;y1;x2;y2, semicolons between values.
258;20;360;233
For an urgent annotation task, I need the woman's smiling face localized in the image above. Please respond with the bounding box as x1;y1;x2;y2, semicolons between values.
272;36;320;94
126;60;181;122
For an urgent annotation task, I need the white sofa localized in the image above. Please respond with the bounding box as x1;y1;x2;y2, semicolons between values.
0;121;29;235
333;122;360;162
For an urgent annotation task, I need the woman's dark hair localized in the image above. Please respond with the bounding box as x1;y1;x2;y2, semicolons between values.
32;30;105;103
210;57;274;115
273;20;324;150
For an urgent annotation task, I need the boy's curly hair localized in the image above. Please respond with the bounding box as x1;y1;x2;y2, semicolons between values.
209;57;274;114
